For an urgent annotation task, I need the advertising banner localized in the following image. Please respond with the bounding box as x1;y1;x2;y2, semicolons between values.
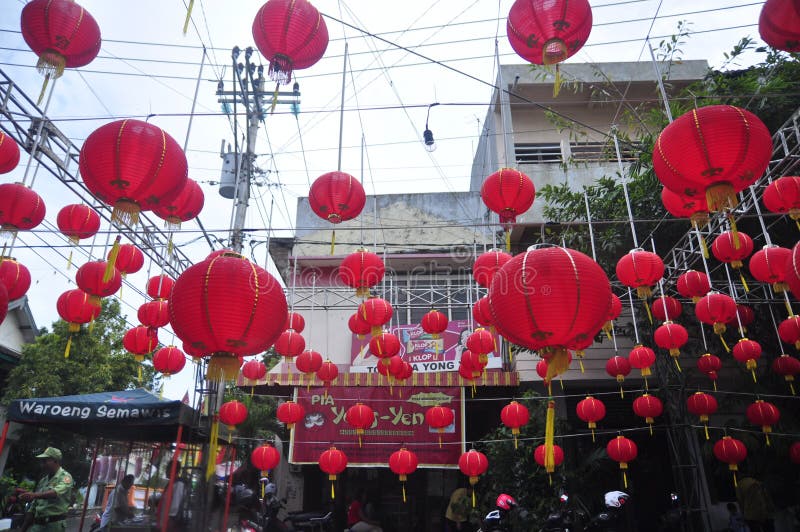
289;386;464;467
350;319;501;373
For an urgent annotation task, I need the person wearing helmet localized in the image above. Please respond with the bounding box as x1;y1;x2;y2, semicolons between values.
496;494;517;512
604;491;629;509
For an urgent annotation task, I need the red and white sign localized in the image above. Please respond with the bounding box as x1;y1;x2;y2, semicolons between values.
289;386;464;467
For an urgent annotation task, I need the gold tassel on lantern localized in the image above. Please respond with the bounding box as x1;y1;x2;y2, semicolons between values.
544;400;555;472
643;300;653;324
103;236;121;282
705;183;738;213
589;422;596;443
330;229;336;255
35;50;66;104
206;417;220;481
617;376;625;399
762;426;771;446
575;351;585;373
746;359;758;382
646;417;654;436
399;475;407;503
64;335;73;359
620;463;628;489
543;347;570;381
207;354;242;381
701;415;710;440
330;475;336;499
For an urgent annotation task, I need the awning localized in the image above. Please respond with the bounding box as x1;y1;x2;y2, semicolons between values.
239;369;519;388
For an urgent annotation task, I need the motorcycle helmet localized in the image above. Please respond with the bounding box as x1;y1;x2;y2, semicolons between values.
604;490;630;508
264;483;277;496
496;493;517;510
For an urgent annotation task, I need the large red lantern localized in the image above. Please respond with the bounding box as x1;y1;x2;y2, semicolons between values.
534;444;564;479
138;300;169;329
661;187;709;229
276;401;305;431
252;0;329;85
388;447;418;503
123;326;158;362
274;329;306;360
605;356;631;398
285;312;305;333
348;313;371;340
653;105;772;211
480;168;535;227
56;289;100;333
369;332;401;361
318;446;347;499
778;316;800;350
489;246;611;381
152;179;204;230
759;0;800;53
788;241;800;298
461;349;487;380
651;296;682;322
772;354;800;395
500;401;530;449
295;349;323;375
711;230;754;274
615;249;664;300
695;292;737;342
472;297;494;329
338;248;384;298
242;359;267;385
763;176;800;223
0;258;31;301
425;406;454;448
506;0;592;65
251;443;281;476
168;251;287;381
75;261;122;303
606;436;637;489
316;360;339;388
633;394;663;435
146;275;174;300
308;172;365;224
345;403;374;446
687;391;717;440
676;270;711;303
697;353;722;391
114;244;144;277
713;436;747;487
576;396;605;441
749;245;792;292
628;345;655;378
420;310;449;339
458;449;488;506
359;297;393;336
0;183;46;236
79;119;188;225
0;132;20;174
152;346;186;377
732;338;762;381
654;321;689;367
746;400;780;445
219;400;248;434
728;304;755;335
473;249;512;288
56;204;100;245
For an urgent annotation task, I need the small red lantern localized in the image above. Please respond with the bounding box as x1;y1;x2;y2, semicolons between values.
759;0;800;53
506;0;592;65
466;328;495;358
615;249;664;300
114;244;144;277
219;400;248;441
76;261;121;303
695;292;737;345
389;447;418;503
152;346;186;377
458;449;488;507
420;310;449;339
251;443;281;477
308;171;366;224
605;356;631;398
628;345;656;378
56;204;101;244
285;312;305;333
727;304;755;334
732;338;762;381
712;230;754;272
500;401;530;449
480;168;535;227
295;350;323;375
778;316;800;350
651;296;682;322
316;360;339;388
274;329;306;360
79;119;188;225
763;176;800;222
747;400;780;445
661;187;709;229
772;354;800;395
252;0;329;85
359;297;393;336
606;436;637;489
461;349;487;379
790;441;800;465
534;444;564;480
338;248;384;298
276;401;305;431
319;446;347;499
687;391;718;440
56;288;100;358
0;183;46;237
425;406;454;448
473;249;512;288
138;300;169;329
242;359;267;385
348;313;371;340
788;241;800;298
345;403;374;446
152;179;204;230
147;275;174;300
602;294;622;337
654;321;689;368
713;436;747;487
395;360;413;383
632;394;663;435
697;353;722;391
0;132;20;174
676;270;711;303
472;297;494;329
0;258;31;301
123;325;158;362
576;396;605;441
749;245;792;292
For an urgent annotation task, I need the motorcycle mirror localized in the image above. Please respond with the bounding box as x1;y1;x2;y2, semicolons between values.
670;493;679;502
559;494;569;503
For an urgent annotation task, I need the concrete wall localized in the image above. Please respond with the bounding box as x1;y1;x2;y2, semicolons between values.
0;309;26;357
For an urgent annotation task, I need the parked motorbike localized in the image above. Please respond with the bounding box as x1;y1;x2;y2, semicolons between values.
235;481;333;532
539;491;586;532
582;490;630;532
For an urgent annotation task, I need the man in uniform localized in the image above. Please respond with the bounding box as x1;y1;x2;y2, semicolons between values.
18;447;74;532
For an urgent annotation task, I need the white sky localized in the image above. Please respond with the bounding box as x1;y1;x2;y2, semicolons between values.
0;0;768;399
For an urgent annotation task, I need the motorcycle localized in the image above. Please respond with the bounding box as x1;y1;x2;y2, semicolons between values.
582;490;630;532
235;481;333;532
539;491;585;532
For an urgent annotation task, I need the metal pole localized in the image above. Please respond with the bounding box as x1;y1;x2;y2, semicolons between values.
77;439;101;532
21;77;57;187
647;39;674;123
583;192;597;261
613;133;639;248
160;425;184;532
337;42;348;172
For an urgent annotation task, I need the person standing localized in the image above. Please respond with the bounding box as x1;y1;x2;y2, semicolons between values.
445;486;470;532
18;447;74;532
736;477;775;532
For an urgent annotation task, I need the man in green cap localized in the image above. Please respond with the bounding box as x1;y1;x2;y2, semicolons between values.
18;447;74;531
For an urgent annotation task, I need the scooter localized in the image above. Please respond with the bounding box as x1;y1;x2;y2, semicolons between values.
539;491;585;532
582;491;630;532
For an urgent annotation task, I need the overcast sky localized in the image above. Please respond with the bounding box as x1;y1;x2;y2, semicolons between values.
0;0;768;398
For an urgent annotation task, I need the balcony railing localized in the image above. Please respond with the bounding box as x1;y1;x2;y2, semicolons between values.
515;141;641;164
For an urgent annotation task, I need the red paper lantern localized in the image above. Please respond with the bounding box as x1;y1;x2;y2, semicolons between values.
459;361;477;382
763;176;800;221
338;248;384;298
395;360;413;382
654;321;689;359
285;312;305;333
749;245;792;292
308;171;365;224
676;270;711;303
460;349;487;379
0;258;31;301
0;132;20;174
778;316;800;350
376;355;403;381
152;179;204;229
389;447;418;502
348;313;371;339
651;296;682;322
56;204;100;244
788;241;800;298
56;289;100;332
182;341;206;359
711;231;754;270
506;0;592;65
697;353;722;390
480;168;535;226
628;345;656;377
713;436;747;486
147;275;174;300
425;405;454;447
114;244;144;276
274;329;306;359
137;300;169;329
219;400;248;434
152;346;186;377
252;0;329;85
653;105;772;211
695;292;737;335
277;401;305;430
633;394;663;435
746;400;780;444
466;328;494;356
123;325;158;361
0;183;46;235
790;442;800;465
772;354;800;394
728;304;755;334
458;449;488;486
732;338;762;380
421;310;449;339
687;391;717;440
359;297;393;336
605;356;631;397
20;0;101;82
501;401;529;448
534;444;564;475
473;249;512;288
295;350;323;374
345;402;374;445
79;119;188;225
576;396;605;439
661;187;709;228
603;293;622;335
616;249;664;299
369;332;401;360
606;436;637;488
472;297;494;329
318;446;347;498
242;359;267;383
759;0;800;53
251;443;281;473
316;360;339;386
489;246;611;381
75;260;121;302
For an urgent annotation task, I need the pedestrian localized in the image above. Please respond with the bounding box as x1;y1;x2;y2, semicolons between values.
18;447;74;532
736;477;775;532
99;474;136;530
445;484;471;532
727;502;750;532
